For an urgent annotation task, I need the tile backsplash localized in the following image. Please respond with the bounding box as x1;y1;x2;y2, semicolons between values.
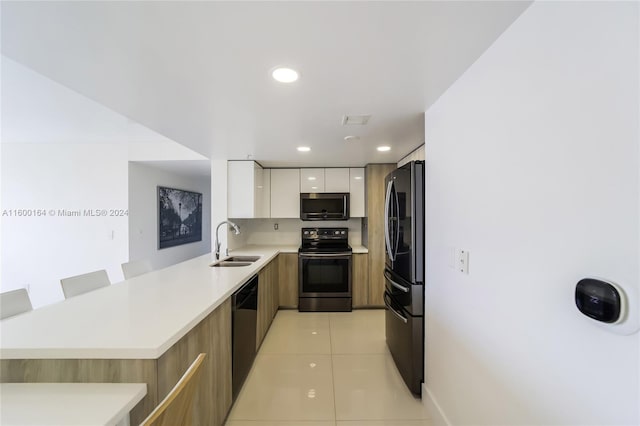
228;218;363;249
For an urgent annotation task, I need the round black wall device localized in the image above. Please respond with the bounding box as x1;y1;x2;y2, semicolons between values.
575;278;622;323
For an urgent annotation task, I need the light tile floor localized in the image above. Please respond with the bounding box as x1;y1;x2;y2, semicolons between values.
226;309;431;426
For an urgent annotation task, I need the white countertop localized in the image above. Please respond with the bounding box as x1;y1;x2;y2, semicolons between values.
0;246;285;360
351;245;368;254
0;382;147;426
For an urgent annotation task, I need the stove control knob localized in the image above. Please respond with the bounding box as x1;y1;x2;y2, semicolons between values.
303;231;309;235
341;231;346;235
334;231;340;235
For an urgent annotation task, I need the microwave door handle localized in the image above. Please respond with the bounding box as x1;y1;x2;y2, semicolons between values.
384;180;394;261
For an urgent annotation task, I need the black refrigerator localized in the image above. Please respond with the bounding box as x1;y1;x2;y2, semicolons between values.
383;160;425;395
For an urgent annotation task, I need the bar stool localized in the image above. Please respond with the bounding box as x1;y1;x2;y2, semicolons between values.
0;288;33;320
60;270;110;299
121;260;152;280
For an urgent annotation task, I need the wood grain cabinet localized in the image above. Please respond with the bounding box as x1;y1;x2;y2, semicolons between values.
365;163;396;307
278;253;299;308
257;257;280;348
157;299;232;426
1;299;233;426
352;253;369;307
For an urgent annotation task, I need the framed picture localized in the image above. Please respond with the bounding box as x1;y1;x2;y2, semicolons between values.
158;186;203;249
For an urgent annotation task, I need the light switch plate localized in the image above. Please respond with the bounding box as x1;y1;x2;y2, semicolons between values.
456;249;469;274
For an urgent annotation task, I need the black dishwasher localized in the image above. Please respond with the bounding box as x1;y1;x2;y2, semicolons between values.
232;274;258;399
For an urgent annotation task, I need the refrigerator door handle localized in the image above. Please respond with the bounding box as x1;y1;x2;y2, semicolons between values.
393;184;401;259
385;269;410;293
384;180;395;261
384;293;408;323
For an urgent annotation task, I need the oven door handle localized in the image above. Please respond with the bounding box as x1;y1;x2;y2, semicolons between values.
384;293;408;324
299;253;352;258
384;269;410;293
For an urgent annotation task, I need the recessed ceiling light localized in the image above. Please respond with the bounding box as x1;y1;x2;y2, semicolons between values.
307;176;316;181
272;67;299;83
344;135;360;142
354;176;362;180
377;146;391;152
297;146;311;152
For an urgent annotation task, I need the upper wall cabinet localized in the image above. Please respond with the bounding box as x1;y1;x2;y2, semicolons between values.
349;168;365;217
228;161;270;218
325;168;350;192
300;168;350;193
271;169;300;218
300;169;325;192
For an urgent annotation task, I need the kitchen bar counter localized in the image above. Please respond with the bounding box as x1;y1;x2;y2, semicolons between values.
0;382;147;426
0;245;288;360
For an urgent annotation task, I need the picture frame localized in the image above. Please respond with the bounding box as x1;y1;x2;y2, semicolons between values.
158;186;203;249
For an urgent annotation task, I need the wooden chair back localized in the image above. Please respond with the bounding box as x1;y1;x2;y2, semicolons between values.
60;270;110;299
0;288;33;320
139;353;206;426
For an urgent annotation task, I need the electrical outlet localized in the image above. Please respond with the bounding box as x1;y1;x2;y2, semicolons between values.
274;223;279;230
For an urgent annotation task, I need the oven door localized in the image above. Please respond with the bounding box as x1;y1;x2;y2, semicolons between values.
299;253;352;297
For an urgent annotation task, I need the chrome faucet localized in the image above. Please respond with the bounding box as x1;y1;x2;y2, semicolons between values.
215;220;241;260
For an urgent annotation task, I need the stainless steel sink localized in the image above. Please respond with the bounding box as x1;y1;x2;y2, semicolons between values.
224;256;261;263
211;261;252;267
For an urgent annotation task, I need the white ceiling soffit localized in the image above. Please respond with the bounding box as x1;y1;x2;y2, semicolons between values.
1;56;175;145
0;1;532;167
1;55;207;165
133;160;212;179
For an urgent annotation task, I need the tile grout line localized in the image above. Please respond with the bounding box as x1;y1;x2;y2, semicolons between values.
328;313;338;425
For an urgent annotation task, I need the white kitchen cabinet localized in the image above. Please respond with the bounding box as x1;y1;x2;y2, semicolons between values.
300;168;325;192
300;168;349;193
271;169;300;218
260;169;271;218
349;167;365;217
325;168;350;192
228;161;269;218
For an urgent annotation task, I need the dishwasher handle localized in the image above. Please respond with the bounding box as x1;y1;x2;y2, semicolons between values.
234;275;258;308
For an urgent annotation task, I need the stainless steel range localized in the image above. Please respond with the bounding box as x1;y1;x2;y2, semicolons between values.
298;227;352;312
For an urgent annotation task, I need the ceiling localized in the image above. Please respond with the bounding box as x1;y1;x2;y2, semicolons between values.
0;1;531;167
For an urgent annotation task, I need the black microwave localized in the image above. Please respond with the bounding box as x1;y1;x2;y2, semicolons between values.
300;193;350;221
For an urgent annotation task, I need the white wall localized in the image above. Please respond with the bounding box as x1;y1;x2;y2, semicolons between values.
0;56;212;308
1;143;129;307
128;162;211;270
211;159;229;257
423;2;639;425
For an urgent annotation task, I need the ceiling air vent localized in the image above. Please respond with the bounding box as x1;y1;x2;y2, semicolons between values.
342;115;371;125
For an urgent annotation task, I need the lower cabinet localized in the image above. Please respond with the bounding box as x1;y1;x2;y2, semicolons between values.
278;253;299;308
352;253;369;307
158;298;232;426
257;257;279;348
0;298;233;426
